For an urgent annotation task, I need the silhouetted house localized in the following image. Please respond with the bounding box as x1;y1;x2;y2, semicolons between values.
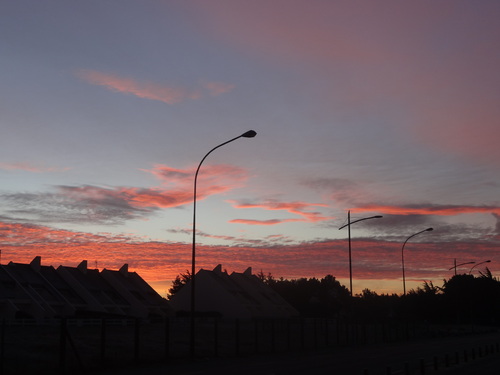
169;265;298;319
0;257;170;320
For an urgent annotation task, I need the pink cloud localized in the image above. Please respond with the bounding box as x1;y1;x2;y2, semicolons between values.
201;80;235;96
1;220;498;295
354;204;500;216
228;199;332;224
76;70;234;104
177;1;500;164
230;218;302;226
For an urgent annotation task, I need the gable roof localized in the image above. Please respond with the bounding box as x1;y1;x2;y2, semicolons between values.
169;265;298;319
0;257;170;320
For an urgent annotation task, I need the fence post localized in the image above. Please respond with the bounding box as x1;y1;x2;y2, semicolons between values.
313;318;318;350
100;318;107;364
287;319;292;351
213;318;219;357
0;319;5;375
254;319;259;354
300;318;305;350
271;319;276;353
164;317;170;360
134;318;140;362
235;319;240;356
59;318;67;375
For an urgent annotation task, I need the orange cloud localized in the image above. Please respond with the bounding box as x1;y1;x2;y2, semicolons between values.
1;220;498;296
76;70;234;104
228;199;332;224
230;218;302;225
354;204;500;216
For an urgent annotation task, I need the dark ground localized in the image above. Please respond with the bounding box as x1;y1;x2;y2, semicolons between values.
87;331;500;375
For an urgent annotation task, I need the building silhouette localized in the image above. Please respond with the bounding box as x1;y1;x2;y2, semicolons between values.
0;256;170;320
169;264;299;318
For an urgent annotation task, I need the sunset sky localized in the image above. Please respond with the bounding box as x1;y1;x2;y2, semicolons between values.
1;1;499;296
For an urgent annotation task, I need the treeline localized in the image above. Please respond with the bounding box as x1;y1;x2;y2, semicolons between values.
257;270;500;325
168;269;500;325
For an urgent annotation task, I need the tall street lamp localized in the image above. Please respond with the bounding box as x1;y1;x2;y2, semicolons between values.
469;260;491;275
338;211;382;296
448;259;475;276
190;130;256;357
401;227;433;295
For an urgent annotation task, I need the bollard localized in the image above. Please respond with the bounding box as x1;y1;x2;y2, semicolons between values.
445;353;449;368
433;356;439;371
419;358;425;374
455;351;460;366
386;366;392;375
404;362;410;375
463;349;468;363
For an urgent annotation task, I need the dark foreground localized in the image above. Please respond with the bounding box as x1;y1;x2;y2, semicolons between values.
88;331;500;375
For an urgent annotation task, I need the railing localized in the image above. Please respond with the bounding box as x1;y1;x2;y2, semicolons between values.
0;317;485;374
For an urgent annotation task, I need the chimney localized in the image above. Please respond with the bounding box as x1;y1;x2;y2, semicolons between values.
119;264;129;276
77;260;88;274
30;256;41;272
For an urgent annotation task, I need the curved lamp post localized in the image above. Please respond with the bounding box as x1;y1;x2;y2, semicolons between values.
402;227;433;295
469;260;491;275
448;260;475;276
339;211;382;296
190;130;256;357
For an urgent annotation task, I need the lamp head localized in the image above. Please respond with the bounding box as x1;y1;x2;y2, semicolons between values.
241;130;257;138
374;215;383;218
426;227;434;232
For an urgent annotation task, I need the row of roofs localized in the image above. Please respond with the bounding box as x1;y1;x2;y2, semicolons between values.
169;264;298;319
0;258;298;321
0;256;170;320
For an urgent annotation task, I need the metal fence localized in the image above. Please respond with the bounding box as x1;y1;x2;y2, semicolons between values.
0;317;432;374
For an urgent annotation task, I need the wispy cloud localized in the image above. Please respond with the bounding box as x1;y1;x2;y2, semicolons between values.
230;218;302;225
227;199;332;225
0;162;70;173
355;203;500;216
76;69;234;104
0;163;251;226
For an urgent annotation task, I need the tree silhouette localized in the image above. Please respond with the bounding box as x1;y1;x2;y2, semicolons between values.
167;270;192;298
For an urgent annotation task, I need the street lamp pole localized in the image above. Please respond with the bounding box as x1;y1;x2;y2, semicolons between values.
190;130;256;358
402;227;433;296
469;260;491;275
338;211;382;296
448;259;475;276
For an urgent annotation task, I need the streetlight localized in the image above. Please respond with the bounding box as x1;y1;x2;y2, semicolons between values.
190;129;256;357
338;211;382;296
469;260;491;275
401;227;433;295
448;259;475;276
